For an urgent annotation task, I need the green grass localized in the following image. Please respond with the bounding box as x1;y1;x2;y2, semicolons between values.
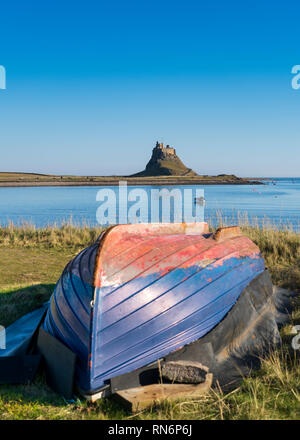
0;222;299;420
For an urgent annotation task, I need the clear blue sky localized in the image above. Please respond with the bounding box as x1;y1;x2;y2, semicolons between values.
0;0;299;177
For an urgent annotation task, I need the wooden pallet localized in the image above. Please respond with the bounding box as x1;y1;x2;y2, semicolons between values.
114;373;213;412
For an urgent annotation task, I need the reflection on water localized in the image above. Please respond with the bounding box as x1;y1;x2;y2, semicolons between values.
0;178;299;231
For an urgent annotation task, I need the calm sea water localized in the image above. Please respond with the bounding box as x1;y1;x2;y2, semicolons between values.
0;178;299;231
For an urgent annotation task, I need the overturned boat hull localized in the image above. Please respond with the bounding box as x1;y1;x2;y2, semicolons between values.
42;223;265;395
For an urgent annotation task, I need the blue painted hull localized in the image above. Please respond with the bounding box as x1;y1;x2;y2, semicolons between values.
42;224;265;394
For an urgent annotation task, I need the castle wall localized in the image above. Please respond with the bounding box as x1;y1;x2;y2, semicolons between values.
154;142;176;155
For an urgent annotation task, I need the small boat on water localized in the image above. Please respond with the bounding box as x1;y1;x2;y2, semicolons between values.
194;196;206;205
42;222;266;397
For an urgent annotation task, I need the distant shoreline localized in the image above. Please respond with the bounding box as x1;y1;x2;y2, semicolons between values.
0;175;264;187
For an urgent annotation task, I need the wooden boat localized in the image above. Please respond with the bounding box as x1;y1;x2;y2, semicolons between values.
42;223;265;396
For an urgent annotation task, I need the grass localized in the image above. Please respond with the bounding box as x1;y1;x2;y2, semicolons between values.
0;220;299;420
0;221;104;249
0;222;104;326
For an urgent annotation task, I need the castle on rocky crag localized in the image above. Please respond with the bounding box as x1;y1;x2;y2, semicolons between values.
131;141;198;177
154;141;176;156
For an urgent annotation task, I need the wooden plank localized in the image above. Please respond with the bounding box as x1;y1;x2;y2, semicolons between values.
213;226;241;242
114;373;213;412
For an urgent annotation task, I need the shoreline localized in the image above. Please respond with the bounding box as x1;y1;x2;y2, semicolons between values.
0;177;264;187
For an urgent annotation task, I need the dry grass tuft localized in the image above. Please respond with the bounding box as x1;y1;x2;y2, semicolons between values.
0;220;104;250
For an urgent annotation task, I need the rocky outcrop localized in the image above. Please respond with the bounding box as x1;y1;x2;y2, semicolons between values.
131;142;198;177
